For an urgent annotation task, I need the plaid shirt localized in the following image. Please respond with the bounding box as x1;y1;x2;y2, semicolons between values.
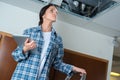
11;26;73;80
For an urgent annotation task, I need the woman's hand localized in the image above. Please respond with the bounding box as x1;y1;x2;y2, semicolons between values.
23;38;37;53
72;66;86;76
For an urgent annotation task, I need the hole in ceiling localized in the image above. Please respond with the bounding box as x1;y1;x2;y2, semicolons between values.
37;0;118;19
60;0;117;18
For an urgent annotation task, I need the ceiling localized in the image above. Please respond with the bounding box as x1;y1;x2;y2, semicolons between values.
0;0;120;73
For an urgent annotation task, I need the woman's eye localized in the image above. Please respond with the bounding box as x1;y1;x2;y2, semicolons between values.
50;9;53;12
49;9;58;14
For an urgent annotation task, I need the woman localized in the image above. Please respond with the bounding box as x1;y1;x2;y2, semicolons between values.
11;4;86;80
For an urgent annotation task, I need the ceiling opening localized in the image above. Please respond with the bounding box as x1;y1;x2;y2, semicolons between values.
60;0;117;18
37;0;118;19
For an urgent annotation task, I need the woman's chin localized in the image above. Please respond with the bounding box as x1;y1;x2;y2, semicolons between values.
52;19;56;22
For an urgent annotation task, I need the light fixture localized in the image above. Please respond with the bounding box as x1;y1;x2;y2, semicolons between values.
111;72;120;77
81;3;86;11
73;1;79;7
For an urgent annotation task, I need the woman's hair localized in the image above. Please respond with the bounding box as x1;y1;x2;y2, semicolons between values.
38;4;57;26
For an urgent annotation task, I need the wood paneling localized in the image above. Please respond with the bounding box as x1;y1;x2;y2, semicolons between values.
50;49;108;80
0;32;17;80
0;31;108;80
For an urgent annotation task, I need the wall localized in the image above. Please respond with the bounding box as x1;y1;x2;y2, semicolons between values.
54;21;114;80
0;1;115;80
0;2;39;34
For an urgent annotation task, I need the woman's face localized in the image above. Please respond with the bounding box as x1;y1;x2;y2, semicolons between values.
43;6;58;22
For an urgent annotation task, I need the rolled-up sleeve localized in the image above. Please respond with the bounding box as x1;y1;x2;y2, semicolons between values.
12;45;29;62
12;29;30;62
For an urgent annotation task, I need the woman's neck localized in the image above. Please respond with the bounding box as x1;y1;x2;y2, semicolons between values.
41;22;52;32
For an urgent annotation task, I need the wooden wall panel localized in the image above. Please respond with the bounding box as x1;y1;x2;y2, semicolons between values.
0;31;108;80
0;33;17;80
51;49;108;80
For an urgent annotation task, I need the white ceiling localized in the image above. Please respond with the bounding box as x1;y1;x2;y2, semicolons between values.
93;3;120;32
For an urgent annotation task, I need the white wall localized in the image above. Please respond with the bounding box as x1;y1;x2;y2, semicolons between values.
54;20;113;80
0;2;115;80
0;2;39;34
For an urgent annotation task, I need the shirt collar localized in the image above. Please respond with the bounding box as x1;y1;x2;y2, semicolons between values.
36;25;57;35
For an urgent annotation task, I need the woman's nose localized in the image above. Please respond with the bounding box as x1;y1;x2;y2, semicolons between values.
53;12;57;16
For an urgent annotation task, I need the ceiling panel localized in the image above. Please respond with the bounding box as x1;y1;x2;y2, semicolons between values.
93;3;120;31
